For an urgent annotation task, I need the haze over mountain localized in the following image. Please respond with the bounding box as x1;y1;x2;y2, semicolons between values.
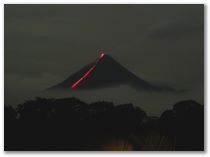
4;5;204;116
48;53;174;92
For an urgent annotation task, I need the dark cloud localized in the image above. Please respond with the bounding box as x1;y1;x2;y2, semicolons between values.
147;18;203;39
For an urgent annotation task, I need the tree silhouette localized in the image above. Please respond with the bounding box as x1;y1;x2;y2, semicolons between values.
4;97;204;151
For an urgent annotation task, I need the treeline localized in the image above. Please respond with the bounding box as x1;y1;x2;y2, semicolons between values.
5;97;204;151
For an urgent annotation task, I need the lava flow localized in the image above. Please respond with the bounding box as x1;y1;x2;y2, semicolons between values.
70;52;105;89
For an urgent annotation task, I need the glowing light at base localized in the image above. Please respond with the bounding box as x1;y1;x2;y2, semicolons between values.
71;52;105;89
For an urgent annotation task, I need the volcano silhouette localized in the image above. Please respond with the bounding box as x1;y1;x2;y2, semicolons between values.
48;53;174;92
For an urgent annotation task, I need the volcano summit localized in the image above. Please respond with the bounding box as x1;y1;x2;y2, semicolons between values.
48;53;174;92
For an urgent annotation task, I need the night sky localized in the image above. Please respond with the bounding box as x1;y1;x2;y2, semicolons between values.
4;4;204;116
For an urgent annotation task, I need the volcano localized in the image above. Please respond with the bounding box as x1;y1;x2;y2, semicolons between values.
48;52;174;92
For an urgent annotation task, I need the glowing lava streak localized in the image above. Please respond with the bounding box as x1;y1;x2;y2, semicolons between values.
71;52;105;89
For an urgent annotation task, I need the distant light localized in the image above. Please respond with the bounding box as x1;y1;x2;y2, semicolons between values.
99;52;105;58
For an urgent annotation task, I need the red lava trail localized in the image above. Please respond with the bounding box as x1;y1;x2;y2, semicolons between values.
71;52;104;89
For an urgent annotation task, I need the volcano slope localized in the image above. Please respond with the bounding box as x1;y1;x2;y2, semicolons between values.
48;53;175;92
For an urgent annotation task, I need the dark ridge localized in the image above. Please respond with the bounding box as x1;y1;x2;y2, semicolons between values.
47;54;176;92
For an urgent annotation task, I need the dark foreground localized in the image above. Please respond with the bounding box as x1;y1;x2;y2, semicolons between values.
5;97;204;151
